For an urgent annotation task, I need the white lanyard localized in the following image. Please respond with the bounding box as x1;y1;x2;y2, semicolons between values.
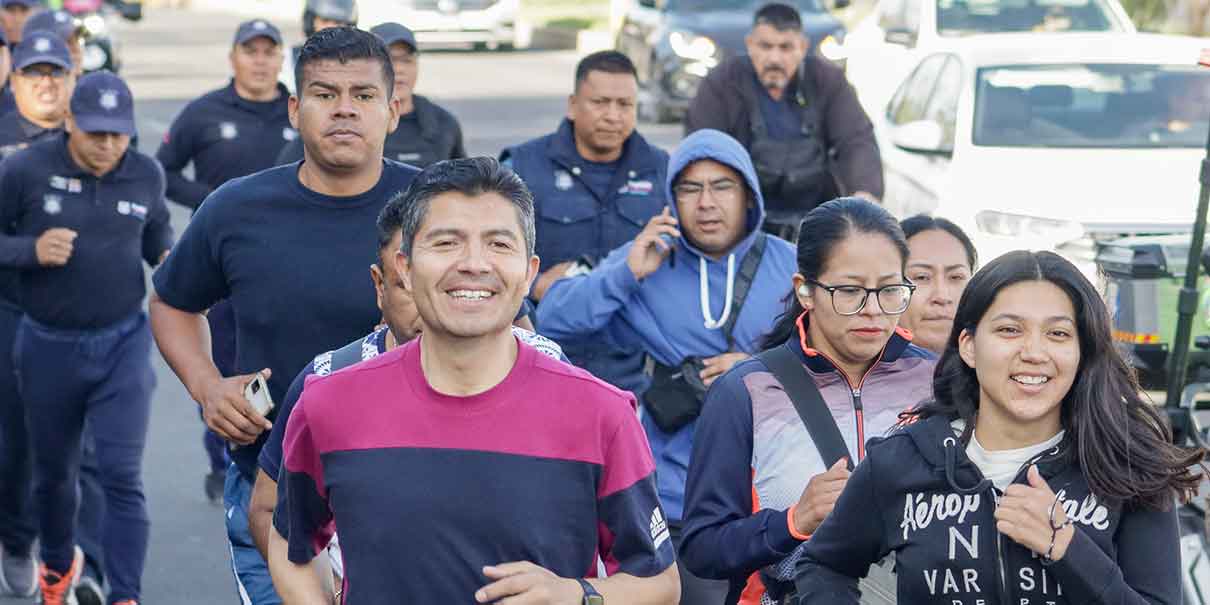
700;253;736;330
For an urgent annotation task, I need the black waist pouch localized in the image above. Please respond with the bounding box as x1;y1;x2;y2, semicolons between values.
643;358;708;433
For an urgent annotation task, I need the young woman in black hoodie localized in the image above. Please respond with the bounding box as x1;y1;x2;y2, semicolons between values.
793;250;1204;604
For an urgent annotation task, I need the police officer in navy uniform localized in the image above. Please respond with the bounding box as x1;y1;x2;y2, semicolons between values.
275;22;464;168
0;31;74;158
500;50;668;393
0;32;109;605
155;18;294;504
278;0;356;93
0;70;172;605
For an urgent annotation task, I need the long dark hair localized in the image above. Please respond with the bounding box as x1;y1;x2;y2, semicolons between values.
909;250;1203;509
762;197;910;349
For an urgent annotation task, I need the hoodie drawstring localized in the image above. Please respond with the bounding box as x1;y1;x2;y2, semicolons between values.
943;437;993;495
700;253;736;329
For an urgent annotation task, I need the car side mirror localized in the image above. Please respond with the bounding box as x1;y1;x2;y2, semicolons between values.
892;120;952;155
884;27;916;46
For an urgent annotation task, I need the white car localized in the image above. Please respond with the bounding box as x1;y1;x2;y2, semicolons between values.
842;0;1135;119
878;33;1210;280
358;0;522;50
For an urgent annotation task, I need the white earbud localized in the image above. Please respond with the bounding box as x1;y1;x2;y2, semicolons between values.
798;284;809;297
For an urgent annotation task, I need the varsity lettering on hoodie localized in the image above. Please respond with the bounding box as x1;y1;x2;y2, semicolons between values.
795;415;1183;605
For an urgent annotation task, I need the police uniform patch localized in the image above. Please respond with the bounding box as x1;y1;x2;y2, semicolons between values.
220;122;238;140
42;194;62;215
117;200;130;215
619;179;654;196
554;170;574;191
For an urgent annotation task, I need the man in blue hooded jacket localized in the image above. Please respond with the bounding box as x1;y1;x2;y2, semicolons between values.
536;128;797;602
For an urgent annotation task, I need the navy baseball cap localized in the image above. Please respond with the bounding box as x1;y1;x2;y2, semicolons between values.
370;23;417;52
12;30;70;71
71;71;136;136
22;9;78;42
1;0;44;8
234;19;282;47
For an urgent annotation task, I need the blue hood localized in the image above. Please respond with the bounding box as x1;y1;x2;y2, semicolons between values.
665;129;766;260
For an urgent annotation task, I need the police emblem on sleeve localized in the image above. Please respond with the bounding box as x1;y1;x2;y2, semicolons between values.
554;170;573;191
42;194;62;215
220;122;238;140
99;90;120;111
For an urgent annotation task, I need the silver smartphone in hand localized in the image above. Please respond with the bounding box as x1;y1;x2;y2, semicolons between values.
244;373;274;417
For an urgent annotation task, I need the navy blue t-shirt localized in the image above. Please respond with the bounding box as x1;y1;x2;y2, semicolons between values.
152;160;419;478
155;81;295;211
0;134;172;329
755;71;804;142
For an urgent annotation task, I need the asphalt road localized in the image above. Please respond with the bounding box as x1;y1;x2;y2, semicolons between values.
1;6;682;604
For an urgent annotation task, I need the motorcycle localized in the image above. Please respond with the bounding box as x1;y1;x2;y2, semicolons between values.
61;0;142;73
1093;48;1210;596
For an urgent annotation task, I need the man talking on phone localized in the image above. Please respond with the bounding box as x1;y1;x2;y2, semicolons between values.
0;70;172;605
149;27;417;605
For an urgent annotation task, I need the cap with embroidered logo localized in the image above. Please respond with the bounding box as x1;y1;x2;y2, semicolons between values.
71;70;136;136
21;9;80;43
12;30;71;71
233;19;282;47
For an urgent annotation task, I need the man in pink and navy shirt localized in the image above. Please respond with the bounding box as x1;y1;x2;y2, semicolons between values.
269;157;679;604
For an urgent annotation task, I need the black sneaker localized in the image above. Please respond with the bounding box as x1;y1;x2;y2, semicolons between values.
74;575;104;605
204;470;224;505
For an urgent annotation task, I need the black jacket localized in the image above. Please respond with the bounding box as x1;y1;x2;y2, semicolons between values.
794;415;1183;604
685;55;883;203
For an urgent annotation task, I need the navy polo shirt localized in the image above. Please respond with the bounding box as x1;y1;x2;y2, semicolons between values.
0;133;173;329
152;160;419;479
0;111;61;159
155;81;295;210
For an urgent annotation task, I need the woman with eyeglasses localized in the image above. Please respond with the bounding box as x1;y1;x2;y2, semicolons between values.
677;198;936;604
792;250;1204;604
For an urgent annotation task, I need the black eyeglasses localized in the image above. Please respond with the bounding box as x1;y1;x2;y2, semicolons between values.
807;280;916;316
19;66;66;81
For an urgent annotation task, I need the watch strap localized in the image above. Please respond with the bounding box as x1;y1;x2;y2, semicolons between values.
577;578;603;604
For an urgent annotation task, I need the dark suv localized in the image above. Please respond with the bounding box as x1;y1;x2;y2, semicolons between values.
616;0;848;123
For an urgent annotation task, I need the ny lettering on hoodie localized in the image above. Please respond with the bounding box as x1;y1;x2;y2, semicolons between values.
535;129;798;521
794;415;1183;605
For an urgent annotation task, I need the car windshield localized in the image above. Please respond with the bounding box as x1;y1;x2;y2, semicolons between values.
667;0;824;12
973;63;1210;148
937;0;1117;34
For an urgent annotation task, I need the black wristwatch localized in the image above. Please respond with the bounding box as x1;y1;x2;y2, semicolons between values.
577;578;604;605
